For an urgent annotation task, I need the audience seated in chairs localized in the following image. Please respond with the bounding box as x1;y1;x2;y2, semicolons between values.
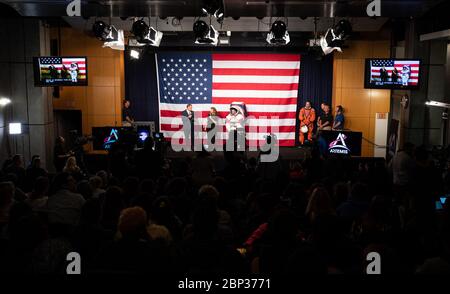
0;143;449;274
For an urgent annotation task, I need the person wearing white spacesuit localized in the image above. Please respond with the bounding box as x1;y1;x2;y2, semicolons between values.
401;65;411;86
69;63;79;83
226;105;245;151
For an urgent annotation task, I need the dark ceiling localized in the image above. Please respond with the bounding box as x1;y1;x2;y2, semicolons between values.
0;0;447;18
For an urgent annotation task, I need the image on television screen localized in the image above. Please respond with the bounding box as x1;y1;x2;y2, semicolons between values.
364;59;420;89
92;127;120;150
136;126;151;148
92;127;137;150
34;56;88;86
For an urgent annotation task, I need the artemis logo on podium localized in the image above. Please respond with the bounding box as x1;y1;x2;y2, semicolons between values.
328;133;350;154
66;252;81;274
66;0;81;17
366;0;381;17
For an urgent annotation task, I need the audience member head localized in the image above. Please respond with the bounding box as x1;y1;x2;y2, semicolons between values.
30;155;42;169
198;185;220;201
96;170;109;188
51;172;77;193
77;180;93;199
12;154;23;168
89;176;103;191
306;186;334;221
30;176;49;199
64;156;78;171
117;206;148;239
55;136;65;146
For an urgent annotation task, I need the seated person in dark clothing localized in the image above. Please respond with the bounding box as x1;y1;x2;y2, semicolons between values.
4;154;26;191
97;206;172;274
180;193;247;274
25;155;47;192
135;136;162;180
337;183;371;231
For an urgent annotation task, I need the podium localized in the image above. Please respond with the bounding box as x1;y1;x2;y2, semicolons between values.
318;130;362;156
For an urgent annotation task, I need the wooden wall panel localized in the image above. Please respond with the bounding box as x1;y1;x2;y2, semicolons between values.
52;28;123;152
332;40;391;157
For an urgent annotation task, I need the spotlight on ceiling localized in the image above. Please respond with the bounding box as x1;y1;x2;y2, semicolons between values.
425;100;450;109
320;19;352;55
201;0;224;19
92;20;124;50
266;20;290;45
130;49;141;60
0;97;11;106
132;19;163;47
92;20;118;42
193;20;218;46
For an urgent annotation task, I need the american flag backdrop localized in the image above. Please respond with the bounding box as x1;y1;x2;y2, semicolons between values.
157;53;301;147
370;59;420;85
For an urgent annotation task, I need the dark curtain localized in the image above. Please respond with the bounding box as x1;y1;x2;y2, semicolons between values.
124;50;160;130
296;54;334;143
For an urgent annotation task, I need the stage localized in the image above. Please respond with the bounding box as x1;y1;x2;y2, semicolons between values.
164;146;312;160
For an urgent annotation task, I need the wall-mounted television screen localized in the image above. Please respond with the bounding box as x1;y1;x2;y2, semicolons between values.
364;58;420;89
320;131;362;156
33;56;88;86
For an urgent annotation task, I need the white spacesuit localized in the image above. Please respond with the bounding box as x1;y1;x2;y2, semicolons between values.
401;65;411;86
226;104;246;151
69;63;79;83
226;105;245;132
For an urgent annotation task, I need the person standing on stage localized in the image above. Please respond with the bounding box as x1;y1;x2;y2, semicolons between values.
391;68;399;83
122;100;135;127
380;66;388;82
226;105;245;150
298;101;316;145
332;105;345;130
317;104;333;131
181;104;195;148
206;107;219;145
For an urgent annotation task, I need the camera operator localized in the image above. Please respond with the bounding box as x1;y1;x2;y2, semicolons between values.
70;130;93;175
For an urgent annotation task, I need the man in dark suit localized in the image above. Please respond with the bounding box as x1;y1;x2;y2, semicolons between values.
181;104;194;149
380;67;388;83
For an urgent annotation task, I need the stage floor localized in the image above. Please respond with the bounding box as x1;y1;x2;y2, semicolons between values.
165;146;312;160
